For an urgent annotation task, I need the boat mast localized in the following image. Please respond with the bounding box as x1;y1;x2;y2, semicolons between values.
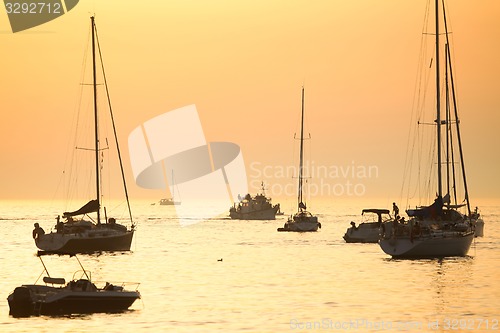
298;87;305;210
91;16;101;224
445;41;451;201
442;1;471;215
435;0;443;199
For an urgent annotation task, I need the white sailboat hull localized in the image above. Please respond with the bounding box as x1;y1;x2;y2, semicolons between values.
36;227;134;253
379;231;474;258
278;213;320;232
282;221;319;232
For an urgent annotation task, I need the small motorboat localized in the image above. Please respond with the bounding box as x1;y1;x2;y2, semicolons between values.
343;209;391;243
7;252;140;317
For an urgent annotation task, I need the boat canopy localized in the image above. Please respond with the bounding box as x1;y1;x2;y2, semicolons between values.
406;196;443;218
362;209;390;215
63;199;99;218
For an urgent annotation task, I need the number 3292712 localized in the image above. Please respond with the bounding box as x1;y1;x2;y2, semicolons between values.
443;318;498;330
5;2;62;14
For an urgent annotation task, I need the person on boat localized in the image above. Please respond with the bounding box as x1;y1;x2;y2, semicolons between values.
55;215;65;233
32;223;45;242
350;221;358;230
393;202;400;219
392;216;399;237
413;221;421;236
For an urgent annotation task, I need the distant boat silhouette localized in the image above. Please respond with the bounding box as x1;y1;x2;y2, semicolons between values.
278;87;320;232
229;182;280;220
159;170;181;205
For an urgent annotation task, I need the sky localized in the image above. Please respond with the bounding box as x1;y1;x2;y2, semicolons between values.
1;0;499;206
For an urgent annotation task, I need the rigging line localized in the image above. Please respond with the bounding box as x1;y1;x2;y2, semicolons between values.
445;45;451;199
52;51;88;205
94;21;134;227
449;103;458;205
411;0;436;202
64;25;92;206
443;2;470;216
400;0;433;203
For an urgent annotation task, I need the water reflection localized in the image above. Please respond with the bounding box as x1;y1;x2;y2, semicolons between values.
431;257;474;317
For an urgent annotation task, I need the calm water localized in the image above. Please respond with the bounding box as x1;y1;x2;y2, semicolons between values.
0;200;499;333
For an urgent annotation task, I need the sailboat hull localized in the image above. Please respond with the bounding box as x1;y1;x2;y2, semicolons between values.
36;230;134;254
379;231;474;258
278;221;319;232
278;213;321;232
159;198;180;206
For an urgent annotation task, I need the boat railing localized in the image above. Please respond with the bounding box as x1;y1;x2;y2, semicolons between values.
93;280;141;291
72;270;92;282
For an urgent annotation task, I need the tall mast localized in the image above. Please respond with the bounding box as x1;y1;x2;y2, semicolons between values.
435;0;443;199
442;1;471;215
445;42;451;200
298;86;305;210
91;16;101;224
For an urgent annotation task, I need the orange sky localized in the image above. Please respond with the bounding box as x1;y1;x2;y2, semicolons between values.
1;0;499;204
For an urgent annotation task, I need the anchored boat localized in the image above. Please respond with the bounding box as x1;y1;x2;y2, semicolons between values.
230;182;280;220
7;252;140;317
278;87;320;232
379;0;479;258
34;17;135;254
343;209;391;243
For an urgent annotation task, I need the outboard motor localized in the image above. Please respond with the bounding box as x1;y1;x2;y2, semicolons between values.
8;286;33;317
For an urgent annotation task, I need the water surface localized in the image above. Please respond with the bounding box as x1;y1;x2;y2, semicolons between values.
0;200;498;332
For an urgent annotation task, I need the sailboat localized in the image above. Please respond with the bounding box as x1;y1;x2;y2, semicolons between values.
278;87;321;232
379;0;478;258
159;170;181;205
35;17;135;254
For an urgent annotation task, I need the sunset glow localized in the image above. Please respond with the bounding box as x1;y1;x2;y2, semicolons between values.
1;1;499;202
